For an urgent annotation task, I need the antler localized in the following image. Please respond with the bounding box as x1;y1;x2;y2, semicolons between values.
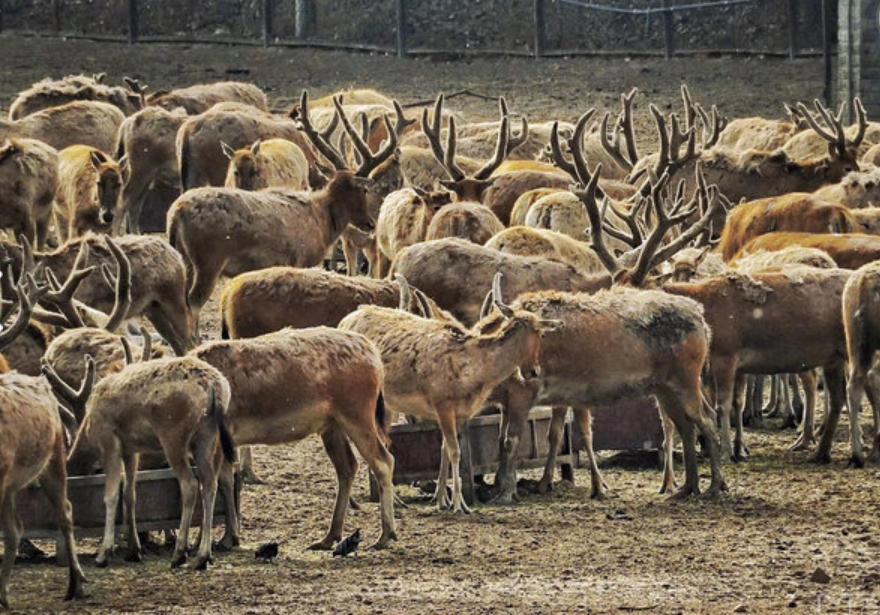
572;163;622;276
332;96;399;177
796;98;868;155
694;103;727;149
37;241;94;329
41;355;96;418
423;94;466;181
0;266;47;351
99;237;132;332
599;88;640;172
295;91;348;171
395;273;412;312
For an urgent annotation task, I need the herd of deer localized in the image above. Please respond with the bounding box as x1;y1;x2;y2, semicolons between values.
3;71;880;607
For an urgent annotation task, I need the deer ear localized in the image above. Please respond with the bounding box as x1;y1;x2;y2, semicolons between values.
413;186;428;198
250;139;262;156
221;142;236;160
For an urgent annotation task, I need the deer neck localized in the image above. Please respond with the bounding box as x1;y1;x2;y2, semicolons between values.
473;319;538;384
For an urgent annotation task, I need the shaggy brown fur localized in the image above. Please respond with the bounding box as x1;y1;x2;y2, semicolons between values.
491;288;725;502
115;106;187;233
167;172;372;331
486;227;605;274
375;187;453;277
66;357;233;569
9;75;142;119
223;138;309;191
392;237;613;326
716;117;804;152
339;301;555;513
424;202;504;245
193;327;397;550
0;100;124;153
813;167;880;209
148;81;267;115
665;267;852;462
732;232;880;270
0;138;58;248
719;193;856;261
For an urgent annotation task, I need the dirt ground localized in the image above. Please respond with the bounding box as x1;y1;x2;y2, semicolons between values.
1;36;876;615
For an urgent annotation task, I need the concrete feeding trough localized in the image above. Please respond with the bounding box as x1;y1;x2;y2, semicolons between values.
17;469;238;560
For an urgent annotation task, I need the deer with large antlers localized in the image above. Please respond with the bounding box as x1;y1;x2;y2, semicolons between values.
167;92;407;333
0;257;87;608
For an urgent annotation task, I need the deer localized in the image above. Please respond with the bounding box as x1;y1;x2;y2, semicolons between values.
714;104;806;152
192;327;397;551
812;167;880;209
0;234;192;355
374;186;454;278
485;226;607;274
339;274;559;514
667;98;868;204
55;146;124;240
114;105;187;234
222;138;310;191
9;73;142;119
0;256;86;608
424;202;505;245
43;354;235;570
0;100;125;154
167;92;407;333
718;193;857;261
0;138;58;249
732;232;880;270
144;81;268;115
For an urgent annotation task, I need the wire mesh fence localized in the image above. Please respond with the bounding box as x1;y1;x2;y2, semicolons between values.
0;0;832;58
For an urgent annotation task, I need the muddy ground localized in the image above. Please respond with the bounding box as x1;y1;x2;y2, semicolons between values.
1;36;876;615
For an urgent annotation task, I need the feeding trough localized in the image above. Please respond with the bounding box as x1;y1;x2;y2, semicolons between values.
17;468;239;561
377;398;664;504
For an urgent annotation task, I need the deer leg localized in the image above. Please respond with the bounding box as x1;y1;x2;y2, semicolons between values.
122;452;143;563
790;372;805;423
433;445;451;510
39;439;86;600
340;408;398;549
164;443;198;569
238;446;266;484
187;258;225;340
791;371;818;450
96;439;123;568
867;369;880;462
437;410;469;514
847;362;869;468
574;408;605;499
814;364;847;464
711;360;737;461
341;233;359;277
309;424;357;551
0;487;20;610
732;374;749;461
537;406;568;494
492;380;537;504
216;461;239;551
659;409;678;495
188;442;221;570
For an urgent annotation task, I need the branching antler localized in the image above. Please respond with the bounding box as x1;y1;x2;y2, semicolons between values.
795;98;868;156
331;95;399;177
38;241;94;329
599;88;639;172
294;91;348;171
41;354;96;418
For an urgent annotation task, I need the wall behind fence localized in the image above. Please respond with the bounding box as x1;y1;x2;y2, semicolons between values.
0;0;831;57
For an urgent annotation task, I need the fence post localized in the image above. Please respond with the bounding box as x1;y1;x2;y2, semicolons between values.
396;0;407;57
126;0;139;44
534;0;546;58
821;0;831;105
787;0;799;59
0;0;6;33
262;0;273;46
295;0;312;39
51;0;60;31
661;0;675;59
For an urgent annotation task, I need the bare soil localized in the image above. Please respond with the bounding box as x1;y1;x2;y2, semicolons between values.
2;36;875;615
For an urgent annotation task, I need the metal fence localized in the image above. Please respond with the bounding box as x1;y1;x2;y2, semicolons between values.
0;0;832;58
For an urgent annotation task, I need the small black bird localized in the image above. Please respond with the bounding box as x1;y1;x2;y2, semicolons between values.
255;542;280;563
332;529;362;557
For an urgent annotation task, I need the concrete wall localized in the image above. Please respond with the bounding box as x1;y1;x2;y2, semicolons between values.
839;0;880;117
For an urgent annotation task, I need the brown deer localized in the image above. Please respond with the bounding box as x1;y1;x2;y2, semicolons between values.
45;355;235;570
115;106;187;233
339;275;559;514
10;74;142;119
222;138;309;191
146;81;268;115
0;138;58;249
732;232;880;270
0;264;86;608
0;100;125;153
192;327;397;551
55;146;124;239
485;226;606;274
